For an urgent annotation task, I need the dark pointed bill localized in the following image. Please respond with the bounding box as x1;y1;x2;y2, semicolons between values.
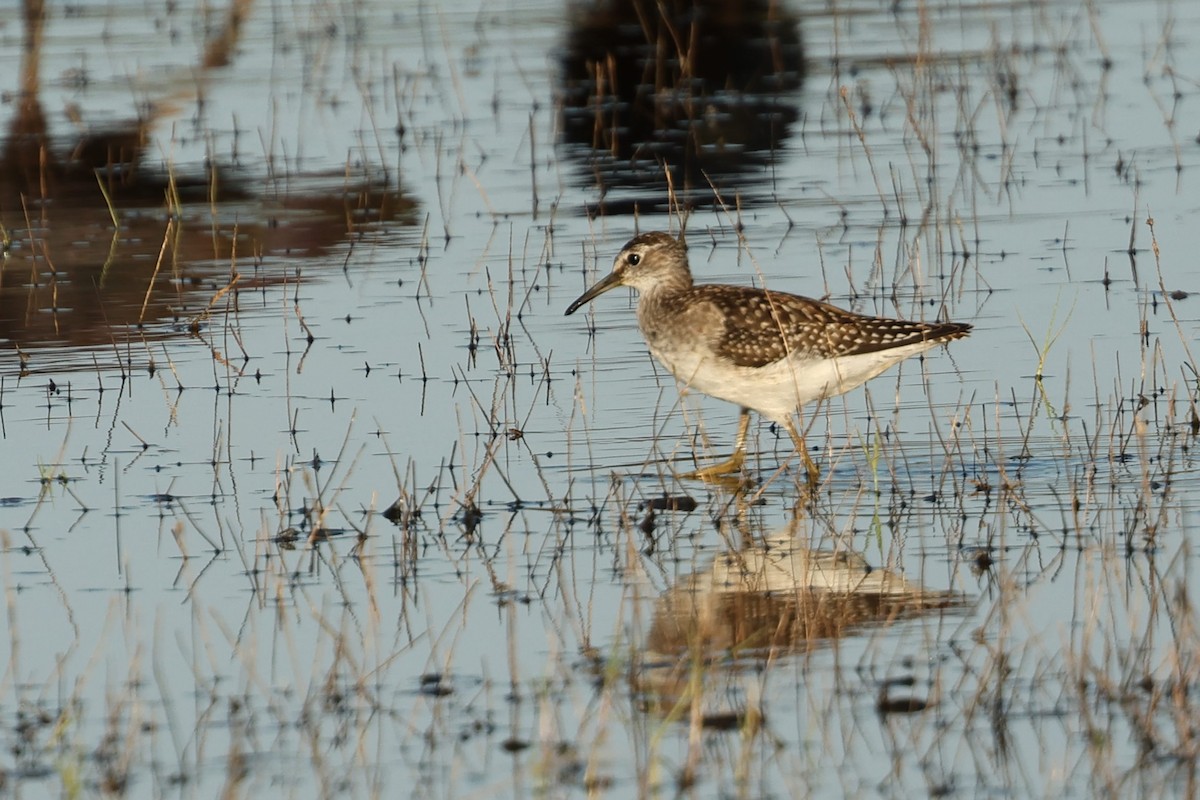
564;270;625;316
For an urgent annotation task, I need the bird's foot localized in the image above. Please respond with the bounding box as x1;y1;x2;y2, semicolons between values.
680;450;745;482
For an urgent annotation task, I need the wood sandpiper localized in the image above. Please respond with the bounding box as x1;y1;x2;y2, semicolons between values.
565;231;971;482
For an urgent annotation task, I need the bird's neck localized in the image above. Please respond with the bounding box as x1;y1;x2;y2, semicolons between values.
636;275;693;345
638;271;693;301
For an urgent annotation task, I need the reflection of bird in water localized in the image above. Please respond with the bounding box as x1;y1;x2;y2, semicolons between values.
635;529;964;724
565;232;971;482
649;536;960;654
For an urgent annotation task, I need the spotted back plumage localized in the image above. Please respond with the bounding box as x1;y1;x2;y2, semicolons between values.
694;285;971;369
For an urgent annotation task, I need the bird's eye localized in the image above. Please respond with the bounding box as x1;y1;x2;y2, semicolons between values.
628;253;641;266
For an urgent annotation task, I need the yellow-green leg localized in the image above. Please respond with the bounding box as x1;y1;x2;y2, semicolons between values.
682;408;751;480
782;418;820;486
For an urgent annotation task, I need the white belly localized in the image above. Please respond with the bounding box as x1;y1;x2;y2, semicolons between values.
650;341;940;424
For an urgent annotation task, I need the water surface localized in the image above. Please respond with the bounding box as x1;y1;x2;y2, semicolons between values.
2;0;1199;797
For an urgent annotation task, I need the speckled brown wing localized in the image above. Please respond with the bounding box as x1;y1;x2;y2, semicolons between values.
694;285;971;369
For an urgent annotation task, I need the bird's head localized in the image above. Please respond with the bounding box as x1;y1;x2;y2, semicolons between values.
564;232;689;315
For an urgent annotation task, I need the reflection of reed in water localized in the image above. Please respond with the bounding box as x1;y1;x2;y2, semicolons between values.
637;529;964;724
559;0;806;214
1;0;238;205
0;0;415;359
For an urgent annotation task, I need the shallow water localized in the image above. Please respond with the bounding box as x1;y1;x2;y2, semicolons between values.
2;0;1200;797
